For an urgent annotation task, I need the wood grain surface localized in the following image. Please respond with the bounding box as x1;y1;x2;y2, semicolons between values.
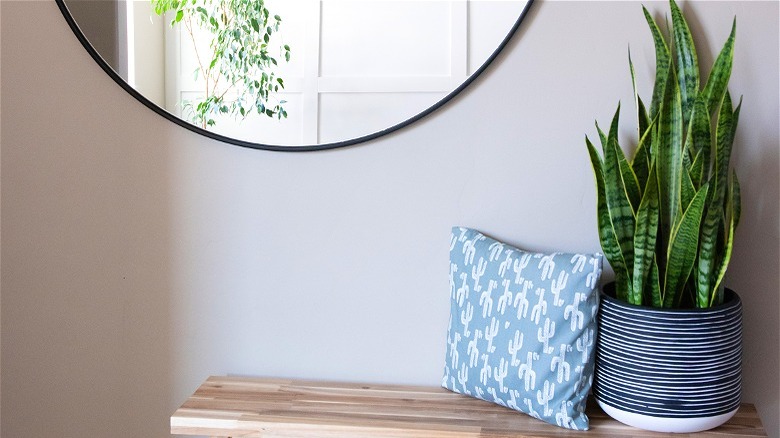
171;376;767;437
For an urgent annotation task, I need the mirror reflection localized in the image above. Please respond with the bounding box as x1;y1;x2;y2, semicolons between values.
62;0;531;148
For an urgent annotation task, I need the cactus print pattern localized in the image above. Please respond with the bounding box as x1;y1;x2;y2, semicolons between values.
443;227;603;430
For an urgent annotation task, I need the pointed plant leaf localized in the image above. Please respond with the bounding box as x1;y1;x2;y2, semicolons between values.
670;0;700;127
686;97;711;185
681;158;696;211
609;103;621;144
714;91;736;207
730;169;741;229
702;19;736;114
595;121;608;153
605;137;637;288
690;148;705;190
616;142;642;213
648;257;662;307
709;172;740;306
632;118;655;190
664;183;709;308
657;64;684;252
629;50;651;141
643;6;671;120
694;89;733;304
587;137;632;301
633;163;660;306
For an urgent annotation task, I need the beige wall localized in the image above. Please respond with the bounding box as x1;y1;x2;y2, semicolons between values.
1;1;778;437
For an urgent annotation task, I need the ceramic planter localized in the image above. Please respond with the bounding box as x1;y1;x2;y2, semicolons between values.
593;283;742;433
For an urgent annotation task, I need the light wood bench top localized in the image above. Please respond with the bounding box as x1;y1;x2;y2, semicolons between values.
171;376;767;437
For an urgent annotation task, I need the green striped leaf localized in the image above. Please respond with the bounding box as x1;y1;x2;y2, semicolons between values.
685;97;711;186
664;182;709;307
587;137;631;301
629;50;652;142
633;163;660;305
681;158;696;211
605;137;637;294
729;169;741;229
616;142;642;213
632;118;655;191
670;0;700;128
648;258;662;307
702;19;736;114
696;92;734;305
595;121;608;153
690;148;705;190
714;92;736;211
709;172;740;306
608;104;621;149
657;65;684;253
643;6;671;120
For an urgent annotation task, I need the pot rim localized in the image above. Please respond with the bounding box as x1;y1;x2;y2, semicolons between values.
600;281;741;313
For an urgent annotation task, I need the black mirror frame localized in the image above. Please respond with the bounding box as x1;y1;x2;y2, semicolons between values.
55;0;534;152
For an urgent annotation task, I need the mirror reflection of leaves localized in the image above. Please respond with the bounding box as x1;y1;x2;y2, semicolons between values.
152;0;291;128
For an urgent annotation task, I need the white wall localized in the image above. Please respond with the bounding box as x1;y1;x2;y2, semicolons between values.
1;1;778;437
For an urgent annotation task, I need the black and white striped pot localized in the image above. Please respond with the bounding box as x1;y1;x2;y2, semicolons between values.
593;282;742;433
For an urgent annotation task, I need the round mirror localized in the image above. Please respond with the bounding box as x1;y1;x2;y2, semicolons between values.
56;0;534;151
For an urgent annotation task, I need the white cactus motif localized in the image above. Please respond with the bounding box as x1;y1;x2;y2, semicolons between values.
448;332;461;369
494;357;509;393
450;232;459;251
513;253;532;283
458;362;469;393
508;330;524;366
472;257;487;290
524;398;541;419
480;280;496;318
564;292;585;331
586;257;601;289
537;380;555;416
508;389;521;410
484;317;499;353
463;239;476;265
488;241;504;261
537;317;556;354
530;288;547;324
576;328;594;363
474;386;485;399
497;279;513;315
550;270;569;307
514;279;532;319
456;272;469;307
467;329;483;367
538;253;556;280
479;354;492;385
498;251;513;276
551;344;572;383
555;400;577;429
487;387;506;406
517;352;539;391
449;262;458;298
570;254;587;273
461;301;474;337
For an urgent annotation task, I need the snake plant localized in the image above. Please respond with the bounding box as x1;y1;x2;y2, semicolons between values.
586;0;741;308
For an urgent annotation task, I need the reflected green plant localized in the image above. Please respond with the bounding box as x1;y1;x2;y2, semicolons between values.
152;0;291;128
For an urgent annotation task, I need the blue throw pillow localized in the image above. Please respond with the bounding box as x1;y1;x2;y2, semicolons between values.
443;227;603;430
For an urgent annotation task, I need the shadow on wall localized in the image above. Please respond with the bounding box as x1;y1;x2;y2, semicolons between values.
729;131;780;436
1;1;176;436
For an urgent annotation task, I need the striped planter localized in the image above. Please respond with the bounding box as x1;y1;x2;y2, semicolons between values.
593;282;743;433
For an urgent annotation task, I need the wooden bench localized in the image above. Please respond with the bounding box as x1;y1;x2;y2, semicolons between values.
171;376;767;437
